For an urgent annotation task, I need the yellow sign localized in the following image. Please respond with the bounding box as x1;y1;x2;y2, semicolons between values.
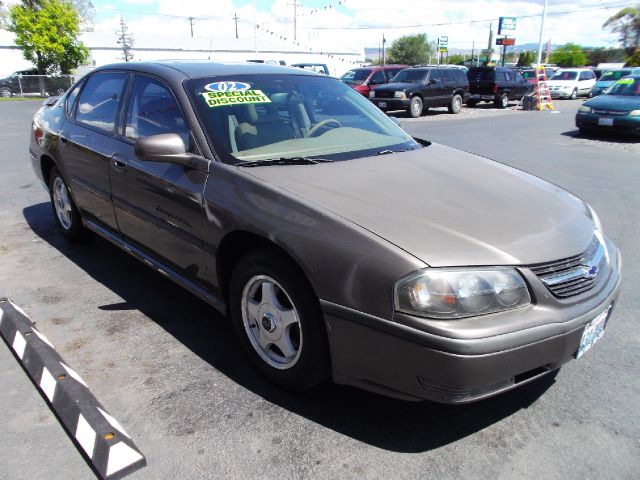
201;89;271;108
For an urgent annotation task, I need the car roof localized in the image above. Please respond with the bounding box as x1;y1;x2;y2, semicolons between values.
91;60;321;80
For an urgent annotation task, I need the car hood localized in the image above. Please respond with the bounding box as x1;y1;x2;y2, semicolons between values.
374;82;419;91
242;144;595;267
585;94;640;110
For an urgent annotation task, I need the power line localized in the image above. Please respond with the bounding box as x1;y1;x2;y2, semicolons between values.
307;2;630;30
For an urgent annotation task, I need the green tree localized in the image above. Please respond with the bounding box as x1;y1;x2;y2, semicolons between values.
517;50;536;67
9;0;89;75
549;43;587;67
627;47;640;66
585;47;627;65
444;54;465;65
387;34;433;65
604;6;640;56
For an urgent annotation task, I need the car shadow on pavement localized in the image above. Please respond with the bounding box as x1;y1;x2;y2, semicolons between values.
24;201;556;454
561;129;640;143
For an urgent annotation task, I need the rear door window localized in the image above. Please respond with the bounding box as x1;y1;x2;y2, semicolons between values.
369;70;386;84
75;72;127;133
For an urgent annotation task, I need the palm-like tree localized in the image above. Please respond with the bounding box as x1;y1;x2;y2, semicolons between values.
604;6;640;56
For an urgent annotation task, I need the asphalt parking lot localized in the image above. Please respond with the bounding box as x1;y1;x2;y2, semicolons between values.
1;98;639;479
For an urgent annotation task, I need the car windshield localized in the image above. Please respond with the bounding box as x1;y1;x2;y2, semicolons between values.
605;77;640;96
599;70;631;81
550;71;578;81
187;74;421;164
521;70;535;79
340;69;372;85
392;69;428;83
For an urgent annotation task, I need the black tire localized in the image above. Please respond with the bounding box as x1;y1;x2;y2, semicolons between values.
229;249;330;391
407;96;423;118
448;94;462;114
48;167;88;241
466;99;477;108
495;93;509;109
0;86;12;98
569;88;577;100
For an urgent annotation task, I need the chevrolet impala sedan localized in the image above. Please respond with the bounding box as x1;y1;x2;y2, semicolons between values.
30;62;621;403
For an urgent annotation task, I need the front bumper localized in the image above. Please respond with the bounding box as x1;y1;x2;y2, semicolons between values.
369;97;411;111
322;243;621;403
576;112;640;136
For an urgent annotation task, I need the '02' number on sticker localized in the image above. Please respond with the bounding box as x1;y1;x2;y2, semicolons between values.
204;81;251;92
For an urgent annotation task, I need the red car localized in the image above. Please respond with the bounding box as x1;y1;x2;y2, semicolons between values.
340;65;408;96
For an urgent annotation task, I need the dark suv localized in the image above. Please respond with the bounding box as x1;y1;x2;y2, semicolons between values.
0;69;72;97
340;65;408;97
467;66;531;108
369;66;469;117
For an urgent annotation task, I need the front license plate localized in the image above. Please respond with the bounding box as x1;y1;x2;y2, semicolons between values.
378;101;387;108
598;117;614;126
576;305;612;359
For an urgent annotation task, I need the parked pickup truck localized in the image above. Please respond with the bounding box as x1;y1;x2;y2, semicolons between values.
467;66;531;108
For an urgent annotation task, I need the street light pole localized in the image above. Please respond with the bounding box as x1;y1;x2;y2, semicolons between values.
536;0;548;65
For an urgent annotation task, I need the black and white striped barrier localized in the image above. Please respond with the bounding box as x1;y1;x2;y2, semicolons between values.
0;298;147;479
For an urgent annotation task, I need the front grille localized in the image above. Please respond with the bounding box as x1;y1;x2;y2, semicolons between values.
375;91;394;99
529;235;607;298
592;109;626;116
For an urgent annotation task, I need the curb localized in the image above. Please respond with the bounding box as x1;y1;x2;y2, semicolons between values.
0;298;147;480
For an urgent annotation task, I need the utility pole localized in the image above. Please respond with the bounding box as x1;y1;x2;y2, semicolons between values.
189;16;194;37
382;34;386;66
471;40;474;66
288;1;301;41
232;13;239;39
487;23;494;65
536;0;548;65
253;0;257;53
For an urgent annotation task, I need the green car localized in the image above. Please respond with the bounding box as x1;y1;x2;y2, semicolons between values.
576;75;640;136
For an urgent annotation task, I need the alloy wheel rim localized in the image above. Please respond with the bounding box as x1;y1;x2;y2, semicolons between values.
412;99;421;116
1;88;10;98
454;97;461;111
241;275;303;370
52;177;72;230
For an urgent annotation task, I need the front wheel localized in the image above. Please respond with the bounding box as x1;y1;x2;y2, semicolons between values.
229;249;330;391
448;94;462;114
569;88;577;100
407;96;423;118
49;167;88;241
0;87;12;98
495;93;509;109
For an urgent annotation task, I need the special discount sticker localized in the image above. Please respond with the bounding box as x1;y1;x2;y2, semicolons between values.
201;81;271;108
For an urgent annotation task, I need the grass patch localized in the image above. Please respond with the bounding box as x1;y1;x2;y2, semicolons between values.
0;97;44;102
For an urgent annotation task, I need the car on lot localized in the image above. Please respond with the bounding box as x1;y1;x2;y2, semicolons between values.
339;65;408;97
291;63;331;75
547;68;597;99
369;66;469;117
591;68;640;97
576;75;640;137
30;61;621;403
467;66;531;108
0;69;72;97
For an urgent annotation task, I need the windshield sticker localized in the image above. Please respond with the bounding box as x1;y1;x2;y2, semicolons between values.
616;78;634;85
204;81;252;92
201;89;272;108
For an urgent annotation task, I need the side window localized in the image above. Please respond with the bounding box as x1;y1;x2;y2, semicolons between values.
496;71;505;81
370;70;386;84
384;69;398;81
65;80;83;116
125;75;190;148
75;72;127;133
441;69;454;82
430;69;442;82
504;71;513;81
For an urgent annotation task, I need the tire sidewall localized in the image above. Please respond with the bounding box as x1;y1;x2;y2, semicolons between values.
229;249;330;390
408;96;422;118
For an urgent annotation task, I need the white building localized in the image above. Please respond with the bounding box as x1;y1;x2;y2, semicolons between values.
0;29;363;77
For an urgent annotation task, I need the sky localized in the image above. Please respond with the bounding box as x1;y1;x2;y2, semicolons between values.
10;0;630;53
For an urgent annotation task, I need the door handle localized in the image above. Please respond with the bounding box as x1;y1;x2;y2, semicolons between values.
110;153;127;171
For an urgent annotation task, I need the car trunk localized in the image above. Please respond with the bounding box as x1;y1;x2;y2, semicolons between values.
468;68;496;95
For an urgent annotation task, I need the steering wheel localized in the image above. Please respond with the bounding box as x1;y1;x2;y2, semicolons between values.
306;118;342;137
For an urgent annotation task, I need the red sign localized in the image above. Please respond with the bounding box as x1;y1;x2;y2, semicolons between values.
496;37;516;46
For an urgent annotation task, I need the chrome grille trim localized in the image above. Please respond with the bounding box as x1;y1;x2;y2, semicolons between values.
529;234;607;298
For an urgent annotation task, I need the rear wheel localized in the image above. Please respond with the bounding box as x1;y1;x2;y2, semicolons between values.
49;167;87;241
495;93;509;109
569;88;578;100
448;94;462;114
408;96;423;118
229;249;330;391
0;87;12;98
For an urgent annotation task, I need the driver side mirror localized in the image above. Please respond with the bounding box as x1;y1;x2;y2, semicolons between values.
135;133;209;172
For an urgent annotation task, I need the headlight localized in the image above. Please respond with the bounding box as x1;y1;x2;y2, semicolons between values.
394;268;530;319
394;91;407;99
578;105;592;113
369;90;375;98
629;110;640;116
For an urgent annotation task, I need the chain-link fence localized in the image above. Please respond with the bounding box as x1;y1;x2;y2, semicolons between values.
0;75;76;99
